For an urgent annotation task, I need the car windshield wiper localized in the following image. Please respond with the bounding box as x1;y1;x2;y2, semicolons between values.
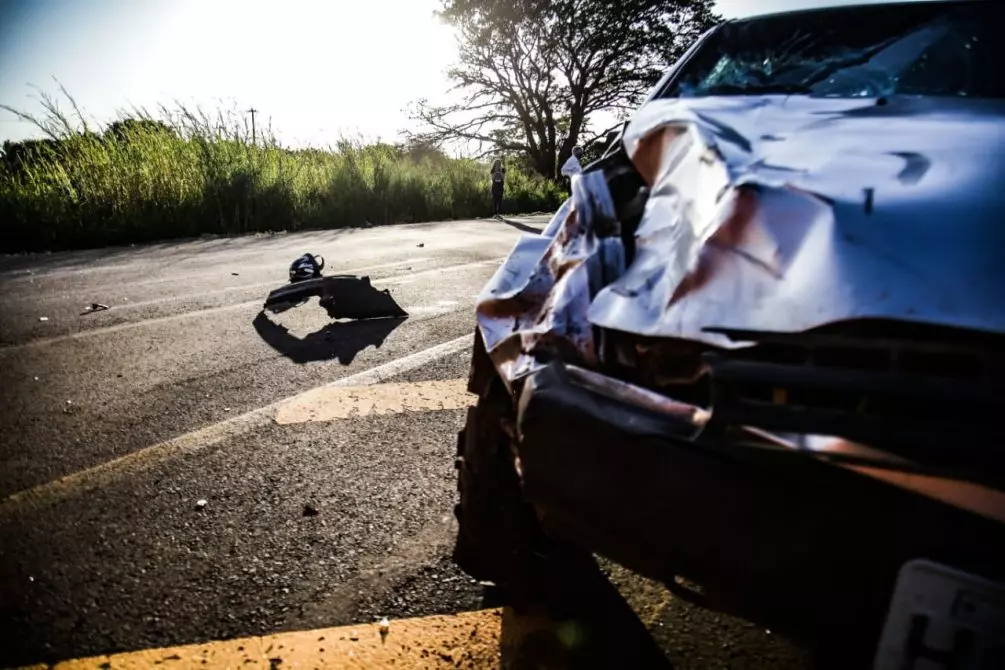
700;83;813;96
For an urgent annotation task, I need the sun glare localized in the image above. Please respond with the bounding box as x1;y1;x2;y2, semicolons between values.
0;0;457;147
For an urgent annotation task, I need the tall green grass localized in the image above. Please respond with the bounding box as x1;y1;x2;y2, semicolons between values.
0;95;563;252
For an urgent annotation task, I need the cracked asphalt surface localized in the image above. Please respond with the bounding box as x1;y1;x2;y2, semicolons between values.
0;218;811;669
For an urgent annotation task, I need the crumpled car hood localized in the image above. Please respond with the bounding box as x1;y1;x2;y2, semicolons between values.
477;95;1005;383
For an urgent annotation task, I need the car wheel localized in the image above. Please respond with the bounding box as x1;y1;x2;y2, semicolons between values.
453;331;587;604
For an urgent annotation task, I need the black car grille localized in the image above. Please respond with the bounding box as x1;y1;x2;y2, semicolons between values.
701;322;1005;484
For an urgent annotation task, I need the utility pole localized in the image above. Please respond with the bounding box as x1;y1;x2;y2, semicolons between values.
245;107;259;233
247;107;258;145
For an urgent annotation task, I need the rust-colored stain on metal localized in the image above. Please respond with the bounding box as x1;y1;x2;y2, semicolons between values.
630;124;688;186
669;186;761;306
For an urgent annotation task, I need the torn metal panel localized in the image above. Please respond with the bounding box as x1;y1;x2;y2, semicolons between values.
475;94;1005;383
560;364;710;429
592;96;1005;347
475;171;620;385
540;198;572;238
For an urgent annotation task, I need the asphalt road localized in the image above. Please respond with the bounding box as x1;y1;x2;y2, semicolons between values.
0;218;811;669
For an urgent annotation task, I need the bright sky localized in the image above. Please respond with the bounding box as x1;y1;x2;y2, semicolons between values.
0;0;937;148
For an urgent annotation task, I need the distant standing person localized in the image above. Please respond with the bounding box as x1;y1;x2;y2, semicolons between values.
490;158;506;218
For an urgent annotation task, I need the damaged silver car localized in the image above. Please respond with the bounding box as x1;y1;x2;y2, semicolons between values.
453;1;1005;667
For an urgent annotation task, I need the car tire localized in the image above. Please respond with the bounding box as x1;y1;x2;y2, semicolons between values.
453;330;588;605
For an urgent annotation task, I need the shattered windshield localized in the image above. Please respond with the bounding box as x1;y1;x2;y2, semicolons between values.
662;1;1004;99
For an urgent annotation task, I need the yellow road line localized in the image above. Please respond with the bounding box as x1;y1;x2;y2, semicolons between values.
30;607;562;669
0;336;474;517
275;378;473;424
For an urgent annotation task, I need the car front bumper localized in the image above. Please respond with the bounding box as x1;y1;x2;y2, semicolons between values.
513;359;1005;656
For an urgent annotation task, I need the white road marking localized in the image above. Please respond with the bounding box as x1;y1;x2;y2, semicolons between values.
0;258;431;306
379;258;502;285
85;257;432;311
1;258;501;351
0;334;474;516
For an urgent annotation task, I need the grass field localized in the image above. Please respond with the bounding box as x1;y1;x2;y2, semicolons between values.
0;96;563;253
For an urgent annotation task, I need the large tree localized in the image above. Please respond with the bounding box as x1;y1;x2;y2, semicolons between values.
409;0;719;179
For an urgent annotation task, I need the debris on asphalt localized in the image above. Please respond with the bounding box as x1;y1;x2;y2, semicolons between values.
80;303;110;315
416;243;424;248
38;316;49;322
262;252;408;321
302;503;319;517
289;253;325;282
196;499;208;510
231;272;240;276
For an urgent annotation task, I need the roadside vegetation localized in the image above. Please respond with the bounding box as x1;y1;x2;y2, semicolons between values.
0;93;564;253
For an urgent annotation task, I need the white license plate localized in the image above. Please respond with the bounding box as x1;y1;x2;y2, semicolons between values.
874;559;1005;670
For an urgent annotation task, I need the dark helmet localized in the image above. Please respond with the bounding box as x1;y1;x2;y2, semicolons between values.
289;253;324;282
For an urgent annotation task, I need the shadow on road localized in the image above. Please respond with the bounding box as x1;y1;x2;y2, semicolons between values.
252;311;405;365
499;217;546;235
485;556;674;669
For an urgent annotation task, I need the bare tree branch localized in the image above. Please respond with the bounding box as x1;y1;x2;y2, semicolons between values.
407;0;721;179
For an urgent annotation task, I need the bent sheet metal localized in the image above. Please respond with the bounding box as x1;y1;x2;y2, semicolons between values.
476;95;1005;385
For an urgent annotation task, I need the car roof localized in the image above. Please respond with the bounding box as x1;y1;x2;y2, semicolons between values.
723;0;984;25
